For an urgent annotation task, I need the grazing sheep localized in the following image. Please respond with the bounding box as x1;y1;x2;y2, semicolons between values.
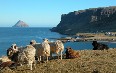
92;41;109;50
49;40;64;60
7;44;36;70
65;47;80;59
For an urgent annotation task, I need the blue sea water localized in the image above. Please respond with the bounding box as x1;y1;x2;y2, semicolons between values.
0;27;116;57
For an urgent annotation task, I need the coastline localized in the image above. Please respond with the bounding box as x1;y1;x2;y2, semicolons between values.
57;32;116;43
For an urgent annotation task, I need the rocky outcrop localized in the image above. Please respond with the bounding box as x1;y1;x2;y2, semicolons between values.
12;20;29;27
51;6;116;35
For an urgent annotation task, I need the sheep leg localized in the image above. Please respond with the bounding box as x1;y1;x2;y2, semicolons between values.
39;56;41;62
46;56;48;62
41;56;45;62
29;62;32;70
30;63;32;70
33;61;36;69
61;51;62;60
57;54;59;59
50;53;52;60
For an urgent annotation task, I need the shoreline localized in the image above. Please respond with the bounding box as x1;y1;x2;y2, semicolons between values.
57;32;116;43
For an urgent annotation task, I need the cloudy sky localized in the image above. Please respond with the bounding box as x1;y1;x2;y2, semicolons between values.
0;0;115;27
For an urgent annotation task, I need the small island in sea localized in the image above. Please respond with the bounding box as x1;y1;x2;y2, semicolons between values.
12;20;29;27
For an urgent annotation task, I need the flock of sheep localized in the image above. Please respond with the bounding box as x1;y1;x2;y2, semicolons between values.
0;39;108;71
0;38;64;70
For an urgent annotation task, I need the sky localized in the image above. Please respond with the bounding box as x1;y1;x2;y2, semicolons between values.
0;0;116;27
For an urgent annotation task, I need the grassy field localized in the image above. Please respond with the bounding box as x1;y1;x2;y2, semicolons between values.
0;48;116;73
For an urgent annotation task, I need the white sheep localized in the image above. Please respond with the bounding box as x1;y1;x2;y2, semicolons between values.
22;45;36;70
49;40;64;60
41;38;50;62
30;39;50;62
30;40;43;62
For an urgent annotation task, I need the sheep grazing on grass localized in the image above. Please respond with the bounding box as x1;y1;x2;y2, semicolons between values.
92;41;109;50
30;39;50;62
49;40;64;60
7;44;36;70
65;47;80;59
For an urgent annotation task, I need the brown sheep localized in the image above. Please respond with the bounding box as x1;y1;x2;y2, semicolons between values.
65;47;80;59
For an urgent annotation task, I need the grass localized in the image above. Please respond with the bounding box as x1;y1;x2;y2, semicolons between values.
0;48;116;73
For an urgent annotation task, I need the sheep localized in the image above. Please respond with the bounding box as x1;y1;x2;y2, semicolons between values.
49;40;64;60
23;45;36;70
41;38;50;62
30;40;44;62
65;47;80;59
30;39;50;62
11;44;18;52
0;56;11;63
7;44;36;70
0;61;16;70
92;41;109;50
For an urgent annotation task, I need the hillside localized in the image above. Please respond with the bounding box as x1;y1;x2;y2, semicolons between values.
12;20;29;27
51;6;116;35
0;49;116;73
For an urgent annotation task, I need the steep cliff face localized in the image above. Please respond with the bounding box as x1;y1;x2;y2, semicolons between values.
51;6;116;35
12;20;29;27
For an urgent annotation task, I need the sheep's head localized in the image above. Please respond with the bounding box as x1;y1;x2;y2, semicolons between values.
92;41;98;47
30;40;36;45
11;44;17;49
7;48;14;57
43;38;49;43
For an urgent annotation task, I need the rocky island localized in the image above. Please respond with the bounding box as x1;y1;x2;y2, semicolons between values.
12;20;29;27
51;6;116;35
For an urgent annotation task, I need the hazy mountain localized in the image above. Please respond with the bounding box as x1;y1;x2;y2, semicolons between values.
12;20;29;27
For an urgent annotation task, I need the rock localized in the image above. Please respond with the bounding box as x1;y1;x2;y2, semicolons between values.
51;6;116;35
12;20;29;27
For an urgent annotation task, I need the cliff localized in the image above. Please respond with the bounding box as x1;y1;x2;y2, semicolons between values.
12;20;29;27
51;6;116;35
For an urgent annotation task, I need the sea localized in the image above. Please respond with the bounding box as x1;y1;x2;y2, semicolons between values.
0;27;116;57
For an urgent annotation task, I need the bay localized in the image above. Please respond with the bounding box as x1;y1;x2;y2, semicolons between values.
0;27;116;57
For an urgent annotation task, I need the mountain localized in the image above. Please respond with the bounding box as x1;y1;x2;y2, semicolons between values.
51;6;116;35
12;20;29;27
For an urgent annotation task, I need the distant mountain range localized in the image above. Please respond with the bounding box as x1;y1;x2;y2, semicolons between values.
51;6;116;35
12;20;29;27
